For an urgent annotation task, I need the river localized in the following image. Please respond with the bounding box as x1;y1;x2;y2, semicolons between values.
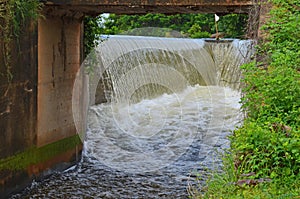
12;36;251;198
12;85;241;198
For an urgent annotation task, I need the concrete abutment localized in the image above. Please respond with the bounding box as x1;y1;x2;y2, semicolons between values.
37;14;82;147
0;10;85;197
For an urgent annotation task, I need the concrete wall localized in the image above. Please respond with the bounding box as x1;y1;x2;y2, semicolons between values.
0;20;37;160
0;13;84;197
258;0;272;39
37;15;81;146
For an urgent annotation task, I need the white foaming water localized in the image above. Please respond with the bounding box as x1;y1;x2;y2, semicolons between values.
85;85;241;173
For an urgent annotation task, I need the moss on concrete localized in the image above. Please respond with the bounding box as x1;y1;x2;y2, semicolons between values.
0;134;82;171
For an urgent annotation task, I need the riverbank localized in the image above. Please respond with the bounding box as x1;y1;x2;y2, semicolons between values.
190;0;300;198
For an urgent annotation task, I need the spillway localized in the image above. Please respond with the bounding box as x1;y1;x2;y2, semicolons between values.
12;36;253;198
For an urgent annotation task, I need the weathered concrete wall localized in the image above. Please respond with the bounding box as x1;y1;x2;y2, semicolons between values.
0;21;37;160
0;13;84;198
44;0;254;14
258;0;272;39
37;15;82;146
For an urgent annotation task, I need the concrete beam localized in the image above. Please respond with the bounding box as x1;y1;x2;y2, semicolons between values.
43;0;254;14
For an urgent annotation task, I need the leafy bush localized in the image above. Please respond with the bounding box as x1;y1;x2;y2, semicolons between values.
191;0;300;198
188;24;210;38
93;13;247;38
83;16;103;56
235;0;300;180
241;63;300;127
232;122;300;179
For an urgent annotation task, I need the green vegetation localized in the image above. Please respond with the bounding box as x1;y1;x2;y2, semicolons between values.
105;14;247;38
190;0;300;198
83;13;248;55
102;13;247;38
83;15;104;56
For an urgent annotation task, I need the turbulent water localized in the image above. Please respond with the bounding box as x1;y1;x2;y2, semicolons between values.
13;85;241;198
12;36;252;198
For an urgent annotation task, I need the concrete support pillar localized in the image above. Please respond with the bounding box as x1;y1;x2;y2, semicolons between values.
246;0;260;39
37;14;82;146
257;0;272;40
246;0;272;40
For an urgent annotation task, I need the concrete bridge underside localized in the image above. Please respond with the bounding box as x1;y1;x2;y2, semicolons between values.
44;0;254;15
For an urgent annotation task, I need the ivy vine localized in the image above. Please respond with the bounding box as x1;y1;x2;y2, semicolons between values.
0;0;42;95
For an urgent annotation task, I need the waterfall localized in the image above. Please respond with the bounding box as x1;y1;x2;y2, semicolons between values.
86;36;253;105
204;39;254;90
